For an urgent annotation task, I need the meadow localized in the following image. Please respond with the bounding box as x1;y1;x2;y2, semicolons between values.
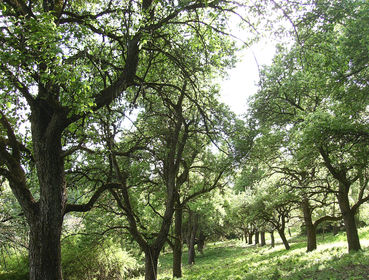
150;227;369;280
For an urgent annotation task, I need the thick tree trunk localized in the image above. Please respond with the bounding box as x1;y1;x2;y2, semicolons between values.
260;231;266;246
270;231;275;247
342;212;361;251
28;108;66;280
144;249;160;280
306;224;317;252
29;222;42;280
302;198;317;252
29;219;63;280
337;189;361;251
254;231;259;245
173;207;183;278
278;229;290;250
319;149;361;252
248;232;253;245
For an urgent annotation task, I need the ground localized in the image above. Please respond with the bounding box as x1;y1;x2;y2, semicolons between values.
147;227;369;280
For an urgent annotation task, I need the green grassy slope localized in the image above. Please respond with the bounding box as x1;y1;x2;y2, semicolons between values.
154;227;369;280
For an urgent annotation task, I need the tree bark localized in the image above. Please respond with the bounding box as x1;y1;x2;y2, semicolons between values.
29;219;63;280
28;222;41;280
270;231;275;247
260;231;266;246
306;224;317;252
197;231;205;255
243;229;248;244
28;107;66;280
173;207;183;278
248;232;253;245
187;212;198;265
302;198;317;252
278;229;290;250
337;187;361;251
319;148;362;252
144;248;160;280
254;231;259;245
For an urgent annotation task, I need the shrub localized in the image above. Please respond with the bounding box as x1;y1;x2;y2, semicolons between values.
62;236;143;280
0;251;28;280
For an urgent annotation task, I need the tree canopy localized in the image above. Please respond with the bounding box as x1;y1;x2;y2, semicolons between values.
0;1;368;280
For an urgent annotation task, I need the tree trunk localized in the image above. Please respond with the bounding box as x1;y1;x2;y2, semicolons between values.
260;231;266;246
332;202;339;235
243;229;248;244
333;224;339;235
173;207;183;278
144;248;160;280
319;149;361;252
337;189;361;252
29;219;63;280
270;231;275;247
28;109;66;280
302;198;317;252
197;231;205;255
306;224;317;252
254;231;259;245
248;232;253;245
187;212;198;265
278;229;290;250
29;222;42;280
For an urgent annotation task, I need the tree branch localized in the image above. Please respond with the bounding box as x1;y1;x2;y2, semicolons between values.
314;215;342;228
64;183;120;214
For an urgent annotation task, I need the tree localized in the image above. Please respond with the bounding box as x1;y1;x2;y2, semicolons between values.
248;0;369;252
181;185;229;267
274;165;341;252
224;192;251;244
96;78;232;279
252;176;297;250
0;0;245;278
172;150;230;277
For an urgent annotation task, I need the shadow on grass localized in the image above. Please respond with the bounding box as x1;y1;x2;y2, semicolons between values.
283;250;369;280
158;228;369;280
158;241;306;277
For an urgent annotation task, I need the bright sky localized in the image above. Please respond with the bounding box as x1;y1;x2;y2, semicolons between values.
220;39;277;116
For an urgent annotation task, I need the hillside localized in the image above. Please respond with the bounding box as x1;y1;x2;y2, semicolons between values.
152;227;369;280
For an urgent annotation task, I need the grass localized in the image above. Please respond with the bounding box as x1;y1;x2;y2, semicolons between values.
1;227;368;279
149;227;369;280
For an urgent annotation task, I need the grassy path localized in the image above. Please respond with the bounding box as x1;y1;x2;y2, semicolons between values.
152;227;369;280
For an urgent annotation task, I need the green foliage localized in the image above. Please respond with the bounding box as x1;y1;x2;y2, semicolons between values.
0;235;144;280
0;252;28;280
61;236;143;280
1;1;368;279
241;0;369;253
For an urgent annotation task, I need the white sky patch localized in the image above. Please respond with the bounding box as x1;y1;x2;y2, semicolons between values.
220;38;277;116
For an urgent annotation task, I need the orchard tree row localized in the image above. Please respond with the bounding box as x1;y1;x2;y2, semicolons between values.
0;1;368;280
230;0;369;255
0;0;256;279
